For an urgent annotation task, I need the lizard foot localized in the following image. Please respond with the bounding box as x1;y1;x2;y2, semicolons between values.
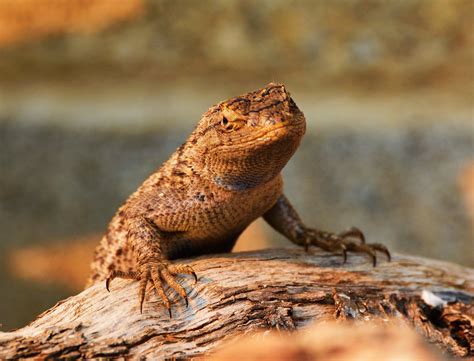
106;262;197;317
303;226;391;266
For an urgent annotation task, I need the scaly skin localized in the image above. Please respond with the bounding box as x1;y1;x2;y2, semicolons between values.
87;83;390;316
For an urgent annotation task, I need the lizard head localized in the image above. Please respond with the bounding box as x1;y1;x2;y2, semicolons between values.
189;83;306;189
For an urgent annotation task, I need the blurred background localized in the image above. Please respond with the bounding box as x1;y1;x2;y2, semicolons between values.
0;0;472;330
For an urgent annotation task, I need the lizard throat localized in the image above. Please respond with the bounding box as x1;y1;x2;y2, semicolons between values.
213;175;267;191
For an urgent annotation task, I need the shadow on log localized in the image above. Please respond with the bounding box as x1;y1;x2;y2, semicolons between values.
0;249;472;359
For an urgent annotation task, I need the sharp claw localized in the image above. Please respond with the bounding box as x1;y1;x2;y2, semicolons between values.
372;255;377;267
192;271;198;284
185;296;189;308
373;244;391;262
168;308;172;319
106;278;111;292
369;243;391;263
343;249;347;264
356;228;366;243
139;289;146;314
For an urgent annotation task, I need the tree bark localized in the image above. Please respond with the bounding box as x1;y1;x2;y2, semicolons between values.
0;249;472;359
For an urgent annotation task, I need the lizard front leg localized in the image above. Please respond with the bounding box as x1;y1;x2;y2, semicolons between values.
106;216;197;316
263;195;390;266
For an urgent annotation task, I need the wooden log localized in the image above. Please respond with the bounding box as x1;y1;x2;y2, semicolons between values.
0;249;472;359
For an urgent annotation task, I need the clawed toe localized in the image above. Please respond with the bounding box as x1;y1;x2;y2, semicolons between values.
304;227;390;266
338;226;365;243
345;242;378;266
105;262;197;316
337;228;390;266
343;241;391;266
367;243;391;262
168;264;198;284
139;276;150;314
304;232;348;263
106;270;139;292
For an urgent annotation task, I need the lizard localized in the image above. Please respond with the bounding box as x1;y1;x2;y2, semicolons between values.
87;83;390;316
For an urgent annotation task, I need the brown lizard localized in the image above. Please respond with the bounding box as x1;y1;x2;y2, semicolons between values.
87;83;390;316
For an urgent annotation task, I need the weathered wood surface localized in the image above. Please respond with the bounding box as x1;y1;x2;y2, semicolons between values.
0;248;472;359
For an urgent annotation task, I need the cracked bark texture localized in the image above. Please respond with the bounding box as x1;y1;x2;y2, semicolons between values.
0;249;472;359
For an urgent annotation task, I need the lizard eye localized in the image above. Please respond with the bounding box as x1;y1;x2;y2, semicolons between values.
221;116;234;131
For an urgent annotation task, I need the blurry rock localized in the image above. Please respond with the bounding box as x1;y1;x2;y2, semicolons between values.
210;321;443;361
233;219;271;252
7;234;98;291
0;0;143;47
6;222;269;290
0;0;472;89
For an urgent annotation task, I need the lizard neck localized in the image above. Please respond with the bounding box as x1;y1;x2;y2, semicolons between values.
212;173;278;191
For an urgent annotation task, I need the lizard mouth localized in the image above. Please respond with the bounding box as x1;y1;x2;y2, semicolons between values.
222;113;306;150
